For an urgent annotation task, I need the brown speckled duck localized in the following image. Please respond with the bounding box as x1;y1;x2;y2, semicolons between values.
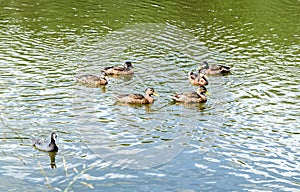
198;61;230;75
101;61;134;75
75;72;108;87
116;88;158;104
170;86;209;103
188;71;209;86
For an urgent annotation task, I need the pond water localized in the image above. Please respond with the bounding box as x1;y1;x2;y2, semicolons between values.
0;0;299;191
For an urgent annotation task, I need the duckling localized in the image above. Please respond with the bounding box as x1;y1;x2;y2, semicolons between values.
188;71;209;86
116;88;158;104
33;132;58;152
75;72;108;87
102;61;134;75
170;86;209;103
198;61;230;75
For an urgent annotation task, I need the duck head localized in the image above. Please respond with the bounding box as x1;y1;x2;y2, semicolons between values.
199;73;209;86
125;61;133;69
100;72;108;79
197;86;210;95
145;88;159;96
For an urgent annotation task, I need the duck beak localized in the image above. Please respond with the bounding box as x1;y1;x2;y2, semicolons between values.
153;92;159;96
205;91;211;96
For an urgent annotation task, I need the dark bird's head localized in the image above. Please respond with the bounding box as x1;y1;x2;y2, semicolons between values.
197;86;210;95
51;132;58;144
125;61;133;69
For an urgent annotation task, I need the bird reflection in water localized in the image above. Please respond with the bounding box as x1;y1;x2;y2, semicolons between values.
48;152;57;169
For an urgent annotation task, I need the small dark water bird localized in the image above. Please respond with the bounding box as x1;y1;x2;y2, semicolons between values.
101;61;134;75
170;86;209;103
33;132;58;152
198;61;231;75
188;71;209;86
75;72;108;87
116;88;158;104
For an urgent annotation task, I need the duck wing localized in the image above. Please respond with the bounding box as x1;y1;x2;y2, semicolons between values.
117;94;144;99
210;64;230;71
170;94;183;101
102;66;114;71
171;94;180;99
112;66;126;71
129;94;145;100
220;65;230;70
76;75;100;83
208;65;222;71
116;93;146;103
183;91;200;98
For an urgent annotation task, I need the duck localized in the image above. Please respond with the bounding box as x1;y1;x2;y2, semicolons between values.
101;61;134;75
170;86;209;103
75;72;108;87
116;88;158;104
198;61;230;75
188;70;209;86
33;132;58;152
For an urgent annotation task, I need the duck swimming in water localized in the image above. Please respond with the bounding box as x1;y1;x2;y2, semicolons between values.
198;61;230;75
33;132;58;152
101;61;134;75
75;72;108;87
170;86;209;103
116;88;158;104
188;70;209;86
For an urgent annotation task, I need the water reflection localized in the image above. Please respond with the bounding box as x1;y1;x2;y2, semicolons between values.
170;101;207;110
107;74;134;82
75;83;107;92
114;102;153;113
48;152;57;169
